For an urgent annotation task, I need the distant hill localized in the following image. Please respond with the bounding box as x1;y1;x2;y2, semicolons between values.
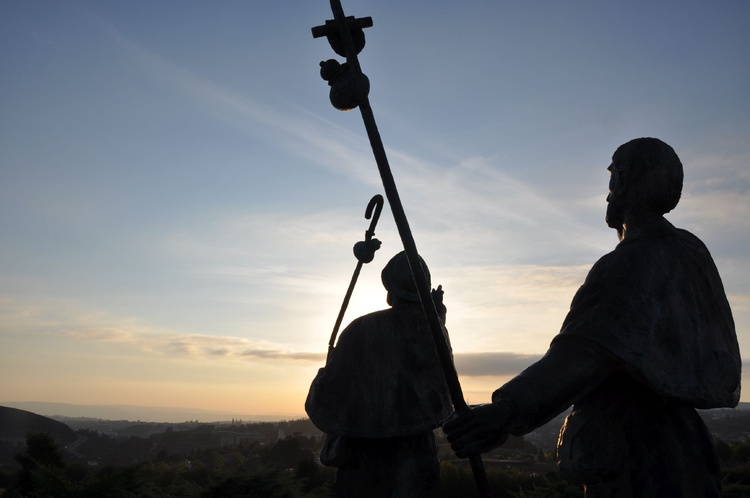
0;401;303;424
0;405;76;443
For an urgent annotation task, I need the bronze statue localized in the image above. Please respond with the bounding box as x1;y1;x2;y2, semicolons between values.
311;2;490;493
443;138;741;497
306;251;452;497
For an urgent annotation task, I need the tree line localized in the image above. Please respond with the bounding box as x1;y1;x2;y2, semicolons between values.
1;431;749;497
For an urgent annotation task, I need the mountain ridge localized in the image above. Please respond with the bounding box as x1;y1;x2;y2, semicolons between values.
0;401;303;424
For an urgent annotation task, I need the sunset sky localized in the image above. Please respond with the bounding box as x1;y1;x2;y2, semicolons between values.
2;0;749;421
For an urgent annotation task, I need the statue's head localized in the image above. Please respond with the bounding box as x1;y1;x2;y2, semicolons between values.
606;137;683;231
381;251;430;303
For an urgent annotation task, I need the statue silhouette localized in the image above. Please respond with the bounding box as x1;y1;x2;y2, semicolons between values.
443;138;741;497
306;251;452;497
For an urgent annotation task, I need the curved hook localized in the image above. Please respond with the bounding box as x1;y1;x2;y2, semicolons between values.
364;194;384;240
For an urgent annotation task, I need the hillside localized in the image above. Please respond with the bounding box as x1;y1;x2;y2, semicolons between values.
0;401;295;423
0;405;76;443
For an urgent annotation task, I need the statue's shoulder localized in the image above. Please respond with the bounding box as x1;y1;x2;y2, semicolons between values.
342;307;393;330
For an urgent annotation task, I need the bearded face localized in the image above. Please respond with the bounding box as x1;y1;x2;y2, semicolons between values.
604;139;684;242
606;162;626;239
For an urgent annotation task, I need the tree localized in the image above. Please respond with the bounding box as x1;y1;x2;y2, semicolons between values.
11;432;68;497
263;438;313;470
19;431;65;469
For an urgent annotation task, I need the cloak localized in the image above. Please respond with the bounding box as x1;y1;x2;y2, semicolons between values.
305;303;453;438
558;219;740;408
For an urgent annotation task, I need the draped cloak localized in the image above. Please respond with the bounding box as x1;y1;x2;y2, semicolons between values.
490;219;741;494
558;220;740;408
305;302;453;438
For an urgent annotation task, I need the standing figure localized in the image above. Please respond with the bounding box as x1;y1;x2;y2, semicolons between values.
306;251;452;497
443;138;741;497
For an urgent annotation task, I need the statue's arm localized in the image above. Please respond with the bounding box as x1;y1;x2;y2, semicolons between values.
443;335;614;458
492;334;615;435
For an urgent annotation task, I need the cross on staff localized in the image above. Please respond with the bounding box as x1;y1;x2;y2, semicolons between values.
312;2;491;496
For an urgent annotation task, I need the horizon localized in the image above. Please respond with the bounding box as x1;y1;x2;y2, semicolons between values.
4;400;750;426
1;401;304;424
2;1;749;416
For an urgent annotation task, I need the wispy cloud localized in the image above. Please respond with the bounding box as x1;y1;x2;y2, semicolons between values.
60;324;327;364
240;349;324;362
58;317;542;374
0;294;323;364
90;8;618;273
33;0;750;368
90;13;379;187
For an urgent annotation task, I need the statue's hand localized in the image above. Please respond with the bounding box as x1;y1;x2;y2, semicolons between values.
431;285;446;317
442;402;512;458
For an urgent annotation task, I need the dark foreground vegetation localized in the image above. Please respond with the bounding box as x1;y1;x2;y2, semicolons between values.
1;429;750;497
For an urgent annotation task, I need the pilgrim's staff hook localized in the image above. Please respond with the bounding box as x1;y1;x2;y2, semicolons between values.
327;194;383;363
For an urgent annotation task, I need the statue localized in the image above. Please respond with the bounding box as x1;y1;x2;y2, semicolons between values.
306;251;453;497
442;138;741;497
311;2;490;493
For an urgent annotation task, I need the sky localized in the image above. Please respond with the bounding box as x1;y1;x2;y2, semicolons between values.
1;0;749;422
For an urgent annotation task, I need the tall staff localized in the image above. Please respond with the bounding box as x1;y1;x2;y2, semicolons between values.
312;2;491;496
327;194;383;363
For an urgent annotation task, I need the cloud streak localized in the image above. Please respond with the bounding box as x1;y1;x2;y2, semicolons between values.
60;321;544;375
91;8;620;271
454;352;542;377
61;324;327;364
91;13;379;187
1;292;546;375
